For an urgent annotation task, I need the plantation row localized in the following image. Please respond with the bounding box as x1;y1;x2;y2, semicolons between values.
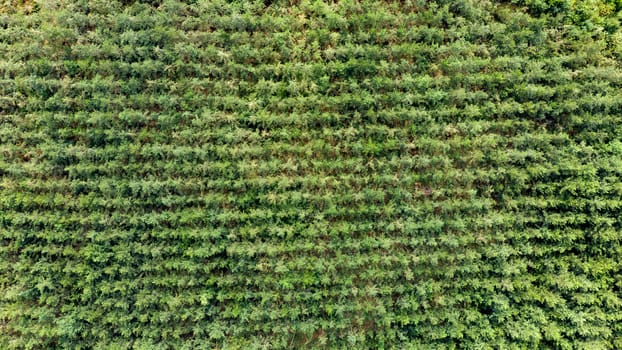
2;0;622;349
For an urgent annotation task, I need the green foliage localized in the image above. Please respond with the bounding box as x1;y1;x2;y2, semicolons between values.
509;0;622;27
1;0;622;349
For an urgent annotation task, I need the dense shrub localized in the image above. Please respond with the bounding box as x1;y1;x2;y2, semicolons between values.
2;0;622;349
